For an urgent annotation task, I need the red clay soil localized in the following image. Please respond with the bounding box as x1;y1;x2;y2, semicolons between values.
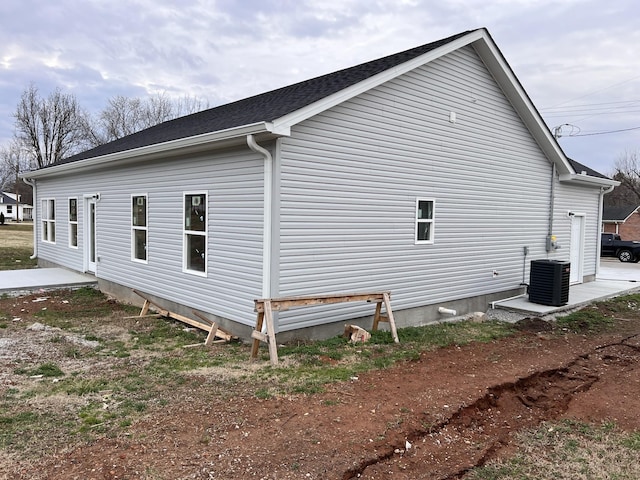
14;325;639;480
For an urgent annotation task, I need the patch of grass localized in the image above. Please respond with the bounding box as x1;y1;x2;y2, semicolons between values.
14;362;64;378
621;432;640;450
555;308;615;333
259;320;515;396
595;293;640;315
468;421;640;480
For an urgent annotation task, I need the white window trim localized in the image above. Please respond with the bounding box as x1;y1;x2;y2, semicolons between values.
41;198;56;244
415;197;435;245
131;193;148;264
68;197;78;249
183;191;208;276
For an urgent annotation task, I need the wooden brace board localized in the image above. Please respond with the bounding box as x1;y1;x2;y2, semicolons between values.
250;291;399;366
131;289;235;345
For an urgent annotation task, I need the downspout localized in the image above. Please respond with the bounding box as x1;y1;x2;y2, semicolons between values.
548;163;556;242
596;184;615;274
246;134;273;299
22;177;37;259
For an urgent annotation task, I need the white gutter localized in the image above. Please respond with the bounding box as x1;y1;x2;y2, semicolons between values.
21;122;286;180
246;134;273;299
596;184;616;275
22;177;37;259
558;172;619;188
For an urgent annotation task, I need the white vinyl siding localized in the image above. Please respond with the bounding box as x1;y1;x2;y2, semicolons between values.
34;148;264;325
276;45;564;330
131;194;147;263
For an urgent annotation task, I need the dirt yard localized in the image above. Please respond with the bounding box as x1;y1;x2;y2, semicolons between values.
1;289;640;479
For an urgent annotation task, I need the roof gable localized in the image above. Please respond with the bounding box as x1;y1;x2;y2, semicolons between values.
56;30;474;166
26;28;616;188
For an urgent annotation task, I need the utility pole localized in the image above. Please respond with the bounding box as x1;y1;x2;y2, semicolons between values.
14;161;20;222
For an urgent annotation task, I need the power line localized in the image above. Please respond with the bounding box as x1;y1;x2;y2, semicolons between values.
540;100;640;111
543;75;640;110
561;125;640;137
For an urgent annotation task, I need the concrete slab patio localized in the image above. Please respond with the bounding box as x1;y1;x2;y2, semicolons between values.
494;258;640;315
0;268;96;295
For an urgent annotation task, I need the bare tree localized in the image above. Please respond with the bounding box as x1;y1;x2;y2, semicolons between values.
0;140;32;220
13;84;91;168
91;92;209;146
608;149;640;207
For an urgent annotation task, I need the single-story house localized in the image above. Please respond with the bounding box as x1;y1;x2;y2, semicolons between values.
0;192;33;221
602;205;640;239
22;28;617;340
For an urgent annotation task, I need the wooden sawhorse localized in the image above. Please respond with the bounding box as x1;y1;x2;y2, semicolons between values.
250;291;398;365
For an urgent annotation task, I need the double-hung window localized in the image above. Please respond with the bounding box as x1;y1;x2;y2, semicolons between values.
415;198;435;244
42;198;56;243
183;192;207;274
131;194;148;262
68;198;78;248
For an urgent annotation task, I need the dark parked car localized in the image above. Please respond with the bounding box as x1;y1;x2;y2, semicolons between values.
601;233;640;262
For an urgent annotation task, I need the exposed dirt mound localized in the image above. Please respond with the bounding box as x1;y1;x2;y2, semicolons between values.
513;316;553;333
7;330;635;480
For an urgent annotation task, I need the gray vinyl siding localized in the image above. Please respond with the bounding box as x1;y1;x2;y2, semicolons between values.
276;45;568;330
554;181;602;275
35;149;264;325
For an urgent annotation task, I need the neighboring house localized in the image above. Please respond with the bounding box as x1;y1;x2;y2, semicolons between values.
22;28;618;340
602;205;640;239
0;192;33;221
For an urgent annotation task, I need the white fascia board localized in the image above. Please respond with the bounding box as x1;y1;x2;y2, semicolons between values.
471;33;575;176
22;122;286;179
271;30;486;132
558;173;619;187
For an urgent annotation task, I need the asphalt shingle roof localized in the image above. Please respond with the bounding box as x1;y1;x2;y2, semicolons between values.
567;158;609;179
55;30;475;166
603;205;639;222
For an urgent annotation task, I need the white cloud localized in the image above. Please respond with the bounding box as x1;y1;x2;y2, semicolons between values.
0;0;638;172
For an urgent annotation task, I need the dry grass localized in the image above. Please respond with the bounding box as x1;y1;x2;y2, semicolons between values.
0;222;37;269
468;420;640;479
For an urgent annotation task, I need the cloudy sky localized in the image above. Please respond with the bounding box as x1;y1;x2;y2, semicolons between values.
1;0;638;174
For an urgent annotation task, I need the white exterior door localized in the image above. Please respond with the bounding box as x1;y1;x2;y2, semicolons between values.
570;214;585;284
84;197;97;273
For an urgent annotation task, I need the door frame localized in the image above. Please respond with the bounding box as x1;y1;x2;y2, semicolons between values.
569;213;586;285
83;195;98;273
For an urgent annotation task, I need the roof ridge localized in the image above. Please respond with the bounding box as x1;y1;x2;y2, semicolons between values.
53;29;479;166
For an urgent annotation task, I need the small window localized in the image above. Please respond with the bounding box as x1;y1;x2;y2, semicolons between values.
415;198;435;244
42;198;56;243
69;198;78;248
6;205;12;214
131;195;148;262
183;192;207;274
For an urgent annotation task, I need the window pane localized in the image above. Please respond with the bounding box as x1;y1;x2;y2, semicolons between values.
49;200;55;220
185;194;206;232
418;200;433;220
43;221;48;240
132;196;147;227
70;223;78;247
134;229;147;260
69;199;77;222
50;221;56;242
417;222;431;241
186;234;206;272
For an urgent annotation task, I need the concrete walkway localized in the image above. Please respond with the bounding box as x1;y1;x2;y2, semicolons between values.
0;268;96;295
494;258;640;315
